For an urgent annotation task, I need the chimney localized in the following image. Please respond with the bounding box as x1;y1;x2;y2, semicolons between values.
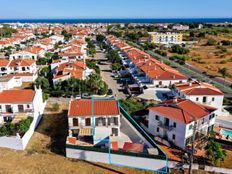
189;82;192;86
173;97;178;103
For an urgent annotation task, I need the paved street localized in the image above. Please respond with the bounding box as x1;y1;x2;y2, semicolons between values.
94;49;127;99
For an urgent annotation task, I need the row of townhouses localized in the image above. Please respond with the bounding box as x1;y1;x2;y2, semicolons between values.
105;35;225;150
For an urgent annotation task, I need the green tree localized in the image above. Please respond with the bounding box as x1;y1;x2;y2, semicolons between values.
205;138;227;166
34;77;50;90
171;45;189;54
218;67;228;78
112;63;122;71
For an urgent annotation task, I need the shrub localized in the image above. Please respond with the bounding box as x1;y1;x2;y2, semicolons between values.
171;45;189;54
52;103;60;112
219;60;227;64
206;39;217;46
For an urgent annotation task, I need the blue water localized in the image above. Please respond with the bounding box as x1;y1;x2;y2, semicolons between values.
223;129;232;138
0;18;232;24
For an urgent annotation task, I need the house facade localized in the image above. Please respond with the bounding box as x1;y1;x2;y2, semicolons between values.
148;32;183;44
0;87;44;124
68;99;120;144
148;98;217;149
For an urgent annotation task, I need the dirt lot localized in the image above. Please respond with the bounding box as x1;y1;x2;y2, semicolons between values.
0;104;156;174
169;34;232;82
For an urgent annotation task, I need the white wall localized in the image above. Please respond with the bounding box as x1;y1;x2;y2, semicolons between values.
66;148;167;172
148;109;216;149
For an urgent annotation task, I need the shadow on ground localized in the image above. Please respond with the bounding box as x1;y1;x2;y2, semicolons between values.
27;109;69;155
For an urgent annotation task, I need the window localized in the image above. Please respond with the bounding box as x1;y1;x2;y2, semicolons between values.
212;97;215;102
202;118;205;124
173;122;176;128
203;96;207;103
85;118;91;126
27;104;30;108
189;124;193;130
73;118;79;126
196;97;199;102
172;134;176;140
210;114;215;120
157;127;159;132
155;115;159;121
0;105;1;109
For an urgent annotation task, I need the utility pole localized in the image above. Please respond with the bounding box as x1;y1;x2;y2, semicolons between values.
189;120;197;174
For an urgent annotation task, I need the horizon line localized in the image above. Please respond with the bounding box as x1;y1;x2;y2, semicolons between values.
0;17;232;20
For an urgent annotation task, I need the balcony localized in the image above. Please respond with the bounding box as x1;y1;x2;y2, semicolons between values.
158;121;174;131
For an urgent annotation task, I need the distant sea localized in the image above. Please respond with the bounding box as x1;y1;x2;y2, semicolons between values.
0;18;232;24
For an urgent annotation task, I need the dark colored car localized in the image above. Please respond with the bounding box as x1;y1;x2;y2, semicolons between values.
107;89;113;95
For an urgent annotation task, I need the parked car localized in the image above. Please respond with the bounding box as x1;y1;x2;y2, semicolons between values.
107;89;113;95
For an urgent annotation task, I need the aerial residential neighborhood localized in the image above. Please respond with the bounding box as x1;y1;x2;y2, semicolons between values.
0;1;232;174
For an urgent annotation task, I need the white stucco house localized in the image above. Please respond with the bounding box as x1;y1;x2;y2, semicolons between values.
0;87;46;150
67;99;120;144
0;76;22;90
148;98;217;149
174;81;224;116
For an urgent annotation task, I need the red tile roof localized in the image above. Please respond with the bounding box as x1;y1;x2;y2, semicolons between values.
123;142;144;153
149;98;216;124
0;90;35;103
0;59;10;66
175;81;223;96
9;59;35;67
106;35;187;81
68;99;119;117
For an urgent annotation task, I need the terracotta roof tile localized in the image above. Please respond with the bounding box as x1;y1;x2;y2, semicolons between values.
68;99;119;117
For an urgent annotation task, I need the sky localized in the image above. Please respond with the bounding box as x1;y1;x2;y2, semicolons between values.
0;0;232;19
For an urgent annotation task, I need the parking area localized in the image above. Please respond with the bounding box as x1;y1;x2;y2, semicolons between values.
95;51;127;99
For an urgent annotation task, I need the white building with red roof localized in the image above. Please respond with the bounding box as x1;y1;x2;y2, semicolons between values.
148;98;217;149
174;81;224;115
0;87;46;150
67;99;120;144
105;35;187;88
51;59;92;85
9;46;46;60
0;59;38;82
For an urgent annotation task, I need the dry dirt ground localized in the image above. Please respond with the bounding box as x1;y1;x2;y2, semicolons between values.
0;104;156;174
169;34;232;82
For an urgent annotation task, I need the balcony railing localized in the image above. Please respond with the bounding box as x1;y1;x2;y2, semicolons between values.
158;121;174;131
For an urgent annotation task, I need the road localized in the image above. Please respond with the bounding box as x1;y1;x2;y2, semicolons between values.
147;51;232;96
94;50;127;99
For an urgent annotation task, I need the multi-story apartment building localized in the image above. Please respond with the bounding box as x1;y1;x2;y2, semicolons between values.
148;32;183;44
67;99;120;144
148;98;217;149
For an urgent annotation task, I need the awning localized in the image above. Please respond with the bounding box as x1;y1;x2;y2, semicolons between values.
79;128;92;136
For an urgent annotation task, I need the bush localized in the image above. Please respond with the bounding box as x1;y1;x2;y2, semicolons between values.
206;39;217;46
18;117;33;134
0;117;33;137
52;103;60;112
219;60;227;64
221;40;232;46
171;45;189;54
